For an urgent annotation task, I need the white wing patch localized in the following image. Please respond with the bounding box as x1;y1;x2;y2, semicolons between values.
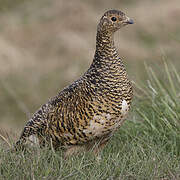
83;120;105;136
83;101;129;137
83;113;111;136
121;99;129;116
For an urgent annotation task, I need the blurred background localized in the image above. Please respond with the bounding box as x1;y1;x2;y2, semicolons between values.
0;0;180;143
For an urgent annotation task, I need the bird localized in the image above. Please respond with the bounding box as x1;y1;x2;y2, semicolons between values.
14;9;134;158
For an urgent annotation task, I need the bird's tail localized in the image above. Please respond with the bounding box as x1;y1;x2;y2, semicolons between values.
14;117;44;151
14;103;50;151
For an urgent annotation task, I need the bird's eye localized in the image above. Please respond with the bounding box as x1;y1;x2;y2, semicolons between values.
111;17;117;22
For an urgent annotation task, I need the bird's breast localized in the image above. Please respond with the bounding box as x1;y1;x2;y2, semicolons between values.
82;98;130;138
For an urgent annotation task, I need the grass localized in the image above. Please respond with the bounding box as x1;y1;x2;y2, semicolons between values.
0;62;180;179
0;0;180;179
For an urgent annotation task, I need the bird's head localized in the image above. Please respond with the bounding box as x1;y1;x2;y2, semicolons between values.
98;10;134;34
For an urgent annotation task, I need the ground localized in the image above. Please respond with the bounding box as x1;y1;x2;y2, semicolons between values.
0;0;180;179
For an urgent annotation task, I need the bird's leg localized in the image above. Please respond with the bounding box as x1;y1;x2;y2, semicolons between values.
90;135;111;161
94;138;109;156
93;139;109;155
64;145;85;159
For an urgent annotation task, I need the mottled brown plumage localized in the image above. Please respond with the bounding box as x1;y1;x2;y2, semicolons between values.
15;9;134;157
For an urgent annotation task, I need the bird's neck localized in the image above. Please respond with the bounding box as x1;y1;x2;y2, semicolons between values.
91;30;123;68
84;30;129;93
95;31;116;57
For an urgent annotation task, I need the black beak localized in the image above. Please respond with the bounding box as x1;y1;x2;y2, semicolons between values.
127;18;134;24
